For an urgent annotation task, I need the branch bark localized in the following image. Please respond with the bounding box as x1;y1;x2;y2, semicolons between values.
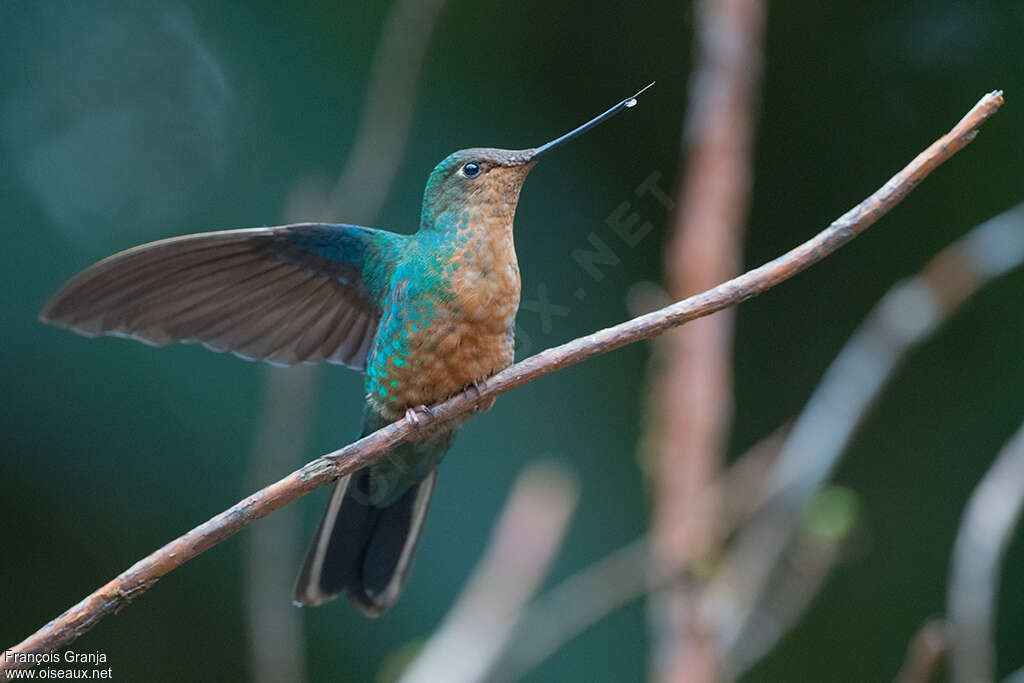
0;90;1003;673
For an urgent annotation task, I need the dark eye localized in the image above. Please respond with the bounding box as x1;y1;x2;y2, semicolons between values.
462;162;481;178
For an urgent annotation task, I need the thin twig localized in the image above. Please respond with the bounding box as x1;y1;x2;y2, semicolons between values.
0;90;1002;672
647;0;765;679
948;420;1024;683
474;196;1024;680
399;463;578;683
709;195;1024;672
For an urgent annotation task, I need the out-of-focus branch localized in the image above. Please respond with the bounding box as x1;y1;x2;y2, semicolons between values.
709;198;1024;671
647;0;765;679
713;486;859;678
0;91;1002;671
717;421;789;531
244;365;318;683
1005;666;1024;683
323;0;448;223
399;463;578;683
948;421;1024;683
244;1;450;680
482;428;784;683
494;190;1024;682
487;536;652;683
896;620;949;683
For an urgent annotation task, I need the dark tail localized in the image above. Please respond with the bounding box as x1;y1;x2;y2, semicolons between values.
293;465;437;615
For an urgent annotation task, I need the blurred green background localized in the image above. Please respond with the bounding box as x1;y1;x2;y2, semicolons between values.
2;1;1023;681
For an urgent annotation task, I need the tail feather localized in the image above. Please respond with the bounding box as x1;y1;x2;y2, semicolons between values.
294;466;437;616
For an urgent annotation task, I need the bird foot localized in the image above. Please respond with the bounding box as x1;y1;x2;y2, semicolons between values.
468;379;498;414
405;405;435;427
468;379;486;411
470;378;486;399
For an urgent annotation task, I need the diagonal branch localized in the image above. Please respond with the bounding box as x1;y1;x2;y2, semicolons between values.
711;197;1024;676
472;195;1024;683
0;90;1003;672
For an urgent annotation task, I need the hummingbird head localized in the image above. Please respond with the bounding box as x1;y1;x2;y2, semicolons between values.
419;148;537;231
419;82;654;232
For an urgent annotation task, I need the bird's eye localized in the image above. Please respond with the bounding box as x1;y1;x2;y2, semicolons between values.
462;162;481;178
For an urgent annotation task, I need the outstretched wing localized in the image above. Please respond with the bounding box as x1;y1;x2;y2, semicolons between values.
40;223;403;369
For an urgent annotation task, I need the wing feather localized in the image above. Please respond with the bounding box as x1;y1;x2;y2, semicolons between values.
288;286;353;364
40;224;401;370
256;279;338;365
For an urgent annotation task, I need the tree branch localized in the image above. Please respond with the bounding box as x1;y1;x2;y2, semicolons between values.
474;191;1023;683
0;90;1003;672
948;419;1024;683
708;198;1024;671
647;0;764;678
896;620;950;683
399;463;578;683
479;431;784;683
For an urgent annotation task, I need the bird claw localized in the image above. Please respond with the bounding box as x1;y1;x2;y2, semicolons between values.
470;379;485;399
405;405;434;427
468;379;487;412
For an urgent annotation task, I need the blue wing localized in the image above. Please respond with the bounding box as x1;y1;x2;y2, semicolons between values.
40;223;404;369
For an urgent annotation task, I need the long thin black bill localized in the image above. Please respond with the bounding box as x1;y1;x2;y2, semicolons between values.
528;82;655;161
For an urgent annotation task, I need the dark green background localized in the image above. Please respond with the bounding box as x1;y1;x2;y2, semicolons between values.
2;1;1022;681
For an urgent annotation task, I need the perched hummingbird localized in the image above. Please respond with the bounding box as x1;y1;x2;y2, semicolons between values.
40;84;652;616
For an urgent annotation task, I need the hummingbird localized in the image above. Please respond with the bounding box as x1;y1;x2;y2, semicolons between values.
39;84;653;616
